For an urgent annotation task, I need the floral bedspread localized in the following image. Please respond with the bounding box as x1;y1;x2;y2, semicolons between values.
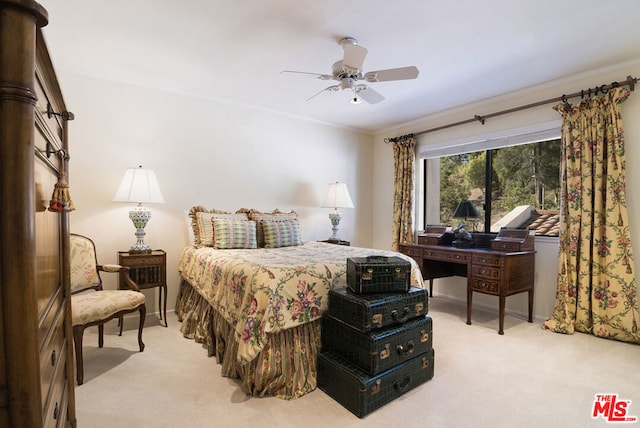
178;241;424;363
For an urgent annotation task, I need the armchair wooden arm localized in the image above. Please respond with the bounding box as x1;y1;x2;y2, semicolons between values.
97;264;140;291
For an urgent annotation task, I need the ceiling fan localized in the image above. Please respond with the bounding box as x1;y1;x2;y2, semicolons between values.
282;37;419;105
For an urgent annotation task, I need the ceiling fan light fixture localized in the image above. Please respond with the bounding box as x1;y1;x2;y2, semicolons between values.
282;36;418;105
340;77;355;90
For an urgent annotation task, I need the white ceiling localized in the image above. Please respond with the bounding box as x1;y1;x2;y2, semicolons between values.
38;0;640;134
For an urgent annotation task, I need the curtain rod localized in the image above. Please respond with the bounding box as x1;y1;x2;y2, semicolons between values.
386;75;638;142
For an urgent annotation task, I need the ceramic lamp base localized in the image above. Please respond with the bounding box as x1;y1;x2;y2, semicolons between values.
128;204;152;254
328;209;343;241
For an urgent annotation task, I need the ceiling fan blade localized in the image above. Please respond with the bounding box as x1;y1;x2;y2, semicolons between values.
363;66;419;82
342;43;368;73
355;85;385;104
306;85;340;102
281;70;334;80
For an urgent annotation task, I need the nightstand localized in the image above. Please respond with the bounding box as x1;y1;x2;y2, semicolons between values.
320;239;351;246
118;250;168;327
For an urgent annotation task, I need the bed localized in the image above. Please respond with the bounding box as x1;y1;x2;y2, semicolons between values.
175;206;424;400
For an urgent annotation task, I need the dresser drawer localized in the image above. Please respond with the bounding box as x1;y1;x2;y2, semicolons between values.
56;382;70;428
38;286;64;353
470;277;499;294
34;70;64;151
42;343;68;427
40;302;66;403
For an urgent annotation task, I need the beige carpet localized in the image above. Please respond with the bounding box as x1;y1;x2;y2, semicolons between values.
74;297;640;428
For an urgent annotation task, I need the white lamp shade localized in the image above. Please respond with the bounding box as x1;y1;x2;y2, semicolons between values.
322;182;354;209
113;167;165;204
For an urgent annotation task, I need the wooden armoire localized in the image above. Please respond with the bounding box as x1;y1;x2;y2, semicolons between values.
0;1;77;426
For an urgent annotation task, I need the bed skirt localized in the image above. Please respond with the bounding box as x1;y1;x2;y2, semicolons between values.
175;279;322;400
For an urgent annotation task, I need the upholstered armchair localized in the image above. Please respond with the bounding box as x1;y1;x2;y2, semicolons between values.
70;234;146;385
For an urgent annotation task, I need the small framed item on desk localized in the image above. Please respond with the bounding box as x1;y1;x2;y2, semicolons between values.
118;250;168;327
320;239;350;246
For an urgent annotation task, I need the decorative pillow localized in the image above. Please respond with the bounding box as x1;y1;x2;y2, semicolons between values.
250;209;299;247
212;219;257;249
184;210;195;244
261;219;303;248
194;210;249;247
189;206;227;246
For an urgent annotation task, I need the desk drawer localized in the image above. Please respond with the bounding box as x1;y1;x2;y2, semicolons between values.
470;278;499;294
398;245;423;266
399;245;423;258
491;241;521;252
423;250;469;263
471;265;500;280
472;254;501;267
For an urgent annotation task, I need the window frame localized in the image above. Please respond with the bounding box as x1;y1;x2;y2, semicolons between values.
417;123;561;235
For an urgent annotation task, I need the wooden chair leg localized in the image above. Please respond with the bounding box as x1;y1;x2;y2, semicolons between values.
137;304;146;352
98;323;104;348
119;315;123;336
72;325;85;385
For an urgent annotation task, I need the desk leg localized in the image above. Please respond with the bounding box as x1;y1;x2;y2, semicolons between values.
498;296;505;335
528;289;534;323
466;286;472;325
429;279;433;297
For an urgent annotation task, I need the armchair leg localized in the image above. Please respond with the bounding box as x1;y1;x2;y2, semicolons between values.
98;323;104;348
73;325;85;385
137;304;146;352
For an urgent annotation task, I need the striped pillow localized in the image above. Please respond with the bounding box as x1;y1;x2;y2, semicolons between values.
212;219;257;249
195;211;249;247
261;219;302;248
251;211;298;247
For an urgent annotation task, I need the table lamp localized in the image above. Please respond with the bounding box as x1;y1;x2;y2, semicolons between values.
452;200;480;246
113;165;165;253
322;181;354;243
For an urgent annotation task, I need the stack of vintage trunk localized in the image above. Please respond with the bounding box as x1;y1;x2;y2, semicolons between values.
318;255;434;418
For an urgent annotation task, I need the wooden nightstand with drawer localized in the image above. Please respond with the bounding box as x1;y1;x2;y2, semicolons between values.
118;250;168;327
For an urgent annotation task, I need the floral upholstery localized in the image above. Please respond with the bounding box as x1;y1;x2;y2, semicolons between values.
69;234;146;385
70;234;102;293
71;290;146;326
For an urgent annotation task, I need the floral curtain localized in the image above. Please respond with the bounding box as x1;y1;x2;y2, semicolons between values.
543;87;640;344
391;135;416;251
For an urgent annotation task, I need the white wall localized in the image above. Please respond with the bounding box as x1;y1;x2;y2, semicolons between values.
60;72;374;318
60;58;640;323
372;59;640;321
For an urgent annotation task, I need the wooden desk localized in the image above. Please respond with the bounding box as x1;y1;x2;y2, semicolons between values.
399;243;534;334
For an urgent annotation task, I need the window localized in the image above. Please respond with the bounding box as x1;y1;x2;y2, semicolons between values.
419;129;561;236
